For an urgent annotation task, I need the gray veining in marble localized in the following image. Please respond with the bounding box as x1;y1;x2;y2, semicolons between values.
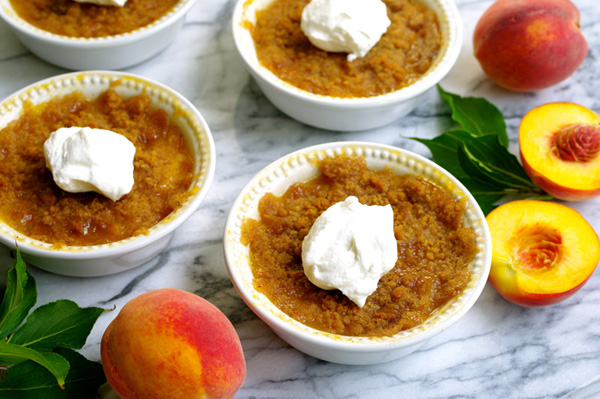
1;0;599;398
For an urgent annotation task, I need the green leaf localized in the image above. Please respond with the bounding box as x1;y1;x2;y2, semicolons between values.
0;249;106;398
412;129;533;186
0;347;106;399
0;250;37;339
438;85;509;148
410;132;506;213
455;132;538;190
10;300;105;351
0;341;69;388
412;133;467;179
457;177;507;215
409;87;558;214
410;130;545;214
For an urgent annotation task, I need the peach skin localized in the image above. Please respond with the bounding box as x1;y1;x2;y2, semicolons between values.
101;288;246;399
473;0;587;92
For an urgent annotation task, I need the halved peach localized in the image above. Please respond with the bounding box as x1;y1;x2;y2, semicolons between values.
486;200;599;307
519;102;600;201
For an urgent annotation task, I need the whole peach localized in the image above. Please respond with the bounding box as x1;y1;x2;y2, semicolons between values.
473;0;588;92
101;288;246;399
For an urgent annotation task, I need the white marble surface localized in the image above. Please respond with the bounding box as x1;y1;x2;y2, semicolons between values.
1;0;600;398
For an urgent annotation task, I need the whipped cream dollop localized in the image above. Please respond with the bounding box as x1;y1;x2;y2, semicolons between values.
300;0;391;62
73;0;128;6
301;196;398;307
44;127;136;202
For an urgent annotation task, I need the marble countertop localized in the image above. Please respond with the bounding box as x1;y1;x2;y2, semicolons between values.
1;0;600;398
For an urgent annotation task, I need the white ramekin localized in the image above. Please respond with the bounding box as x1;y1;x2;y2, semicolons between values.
0;0;197;70
0;71;215;277
231;0;463;131
224;142;491;365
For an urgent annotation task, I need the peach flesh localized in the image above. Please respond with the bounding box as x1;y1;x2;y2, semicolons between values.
473;0;588;92
519;102;600;201
101;288;246;399
511;224;562;272
486;200;600;307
